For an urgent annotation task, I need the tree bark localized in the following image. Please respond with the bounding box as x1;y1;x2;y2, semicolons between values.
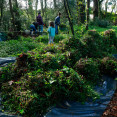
40;0;44;16
63;0;74;35
53;0;56;8
93;0;99;19
105;0;109;15
86;0;90;30
14;0;21;31
44;0;47;25
35;0;38;18
9;0;16;31
44;0;47;12
77;0;86;24
28;0;34;20
26;0;30;20
98;0;104;18
0;0;4;27
111;1;116;15
80;0;86;23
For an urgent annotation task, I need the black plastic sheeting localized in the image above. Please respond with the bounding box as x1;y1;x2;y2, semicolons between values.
0;33;7;41
113;54;117;59
0;57;16;67
45;75;117;117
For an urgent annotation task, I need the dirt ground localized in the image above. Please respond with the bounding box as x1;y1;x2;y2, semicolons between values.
102;89;117;117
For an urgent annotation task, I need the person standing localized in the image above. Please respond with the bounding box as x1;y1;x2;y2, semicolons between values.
47;21;55;46
37;11;44;32
55;12;61;34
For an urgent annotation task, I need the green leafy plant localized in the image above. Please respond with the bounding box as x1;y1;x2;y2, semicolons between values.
74;58;101;84
99;57;117;76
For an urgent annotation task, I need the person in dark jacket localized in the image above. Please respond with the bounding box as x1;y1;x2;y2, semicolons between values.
55;12;61;34
30;22;38;35
33;22;38;30
37;11;44;32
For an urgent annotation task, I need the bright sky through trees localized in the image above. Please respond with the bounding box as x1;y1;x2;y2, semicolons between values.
19;0;116;12
18;0;53;9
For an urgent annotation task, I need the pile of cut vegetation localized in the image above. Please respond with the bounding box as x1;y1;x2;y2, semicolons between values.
0;29;117;117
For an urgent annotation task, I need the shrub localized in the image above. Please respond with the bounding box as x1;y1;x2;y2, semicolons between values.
74;58;101;84
103;29;117;46
41;52;60;70
65;50;82;67
36;35;48;43
99;57;117;76
80;34;103;58
54;34;66;43
41;46;56;54
0;63;16;84
87;30;100;37
89;18;110;28
104;29;116;38
59;23;67;28
65;36;80;49
59;23;67;32
98;20;109;28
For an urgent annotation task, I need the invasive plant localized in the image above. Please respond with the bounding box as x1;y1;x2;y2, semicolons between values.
87;30;100;37
74;58;101;84
89;18;110;28
103;29;117;46
99;57;117;77
0;27;117;117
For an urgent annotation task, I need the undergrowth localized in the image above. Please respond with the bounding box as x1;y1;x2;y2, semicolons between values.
0;28;117;116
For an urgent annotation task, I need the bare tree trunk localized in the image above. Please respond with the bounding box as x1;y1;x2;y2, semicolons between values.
0;0;4;27
28;0;33;20
9;0;15;30
77;0;86;24
93;0;99;20
86;0;90;30
35;0;38;18
26;0;30;19
14;0;21;31
105;0;109;15
63;0;74;35
98;0;104;18
76;0;80;25
111;1;116;15
40;0;44;16
44;0;47;12
44;0;47;25
53;0;56;8
80;0;86;23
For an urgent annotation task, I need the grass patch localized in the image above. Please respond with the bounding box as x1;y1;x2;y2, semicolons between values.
0;37;38;57
0;34;67;57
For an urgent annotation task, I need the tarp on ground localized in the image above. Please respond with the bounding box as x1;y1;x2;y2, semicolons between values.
0;57;16;67
0;33;7;41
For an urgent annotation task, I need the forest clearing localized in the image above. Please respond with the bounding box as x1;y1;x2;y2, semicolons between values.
0;0;117;117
